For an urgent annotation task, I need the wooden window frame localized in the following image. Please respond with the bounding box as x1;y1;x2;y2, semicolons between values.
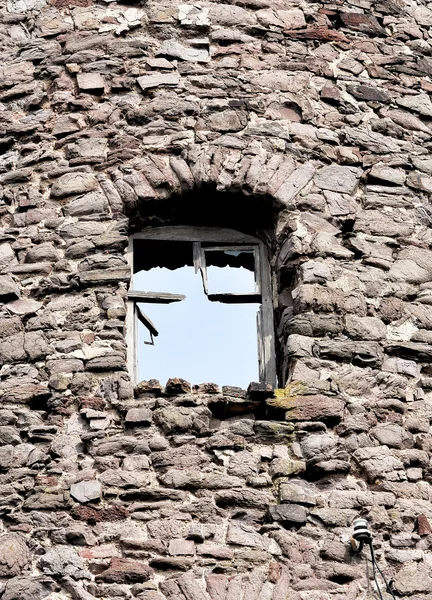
126;226;276;386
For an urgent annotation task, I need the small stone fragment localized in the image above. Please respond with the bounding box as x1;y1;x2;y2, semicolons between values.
418;514;432;536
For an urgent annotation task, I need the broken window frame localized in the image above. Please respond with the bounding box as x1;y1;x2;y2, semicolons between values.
126;226;276;386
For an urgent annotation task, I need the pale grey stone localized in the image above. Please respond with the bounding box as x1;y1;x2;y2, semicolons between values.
394;563;432;595
406;171;432;192
138;73;181;91
158;39;209;62
0;243;17;268
226;522;271;550
0;275;20;301
39;547;88;580
274;163;315;206
345;315;387;341
397;93;432;117
345;128;402;153
70;480;102;503
125;408;152;425
159;469;242;489
370;424;413;449
314;165;360;194
67;138;108;160
77;72;105;94
369;164;406;185
353;446;404;482
6;299;42;315
208;3;256;26
36;9;73;36
207;109;248;132
63;192;108;216
269;504;307;525
169;539;195;556
1;577;53;600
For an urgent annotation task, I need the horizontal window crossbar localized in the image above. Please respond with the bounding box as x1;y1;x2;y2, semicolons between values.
128;291;186;303
207;293;262;304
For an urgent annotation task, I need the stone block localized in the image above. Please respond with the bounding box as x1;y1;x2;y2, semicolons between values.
0;276;20;301
125;408;153;425
138;73;180;91
77;72;105;94
51;172;99;198
96;558;153;583
158;39;209;62
268;504;307;525
70;480;102;503
394;563;432;595
314;165;360;194
270;395;344;424
279;482;317;506
370;424;413;449
168;539;195;556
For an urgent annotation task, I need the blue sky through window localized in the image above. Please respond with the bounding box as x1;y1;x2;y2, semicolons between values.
134;266;259;388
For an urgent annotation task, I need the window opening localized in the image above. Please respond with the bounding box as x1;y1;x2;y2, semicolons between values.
203;247;258;296
127;227;276;388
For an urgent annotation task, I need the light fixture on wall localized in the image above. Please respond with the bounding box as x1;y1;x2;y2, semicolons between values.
350;518;396;600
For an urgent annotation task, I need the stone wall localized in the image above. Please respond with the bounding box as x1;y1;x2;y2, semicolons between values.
2;0;432;597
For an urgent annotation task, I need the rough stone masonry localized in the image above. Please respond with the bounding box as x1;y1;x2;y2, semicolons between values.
1;0;432;597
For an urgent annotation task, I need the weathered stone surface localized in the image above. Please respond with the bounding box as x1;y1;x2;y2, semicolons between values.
273;163;315;206
70;480;102;503
0;534;30;577
279;483;317;506
125;407;152;425
1;577;53;600
160;469;242;489
1;0;432;596
394;563;432;595
268;394;344;423
268;503;307;525
76;72;105;94
226;523;272;551
63;192;108;216
96;558;153;583
138;73;181;91
169;539;195;556
397;94;432;117
158;39;208;62
354;446;404;482
314;165;360;194
345;315;386;341
215;489;272;509
51;173;98;198
39;547;87;579
0;276;20;301
370;424;413;449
